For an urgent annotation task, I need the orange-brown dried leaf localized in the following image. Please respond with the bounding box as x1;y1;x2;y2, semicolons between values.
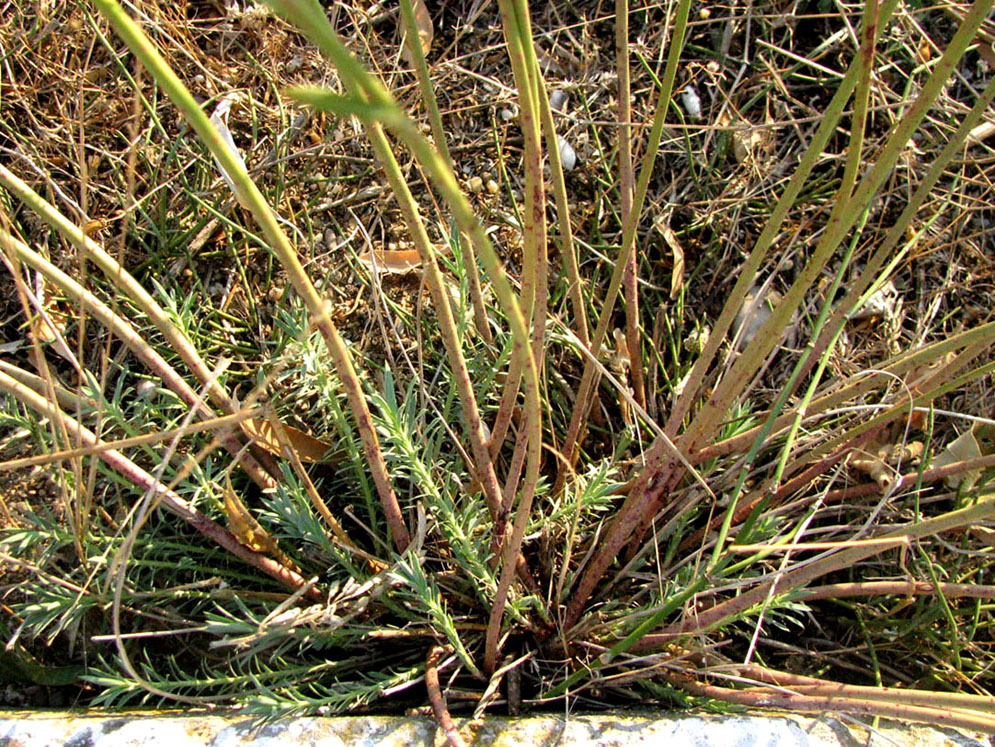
400;0;433;66
223;476;300;572
357;248;423;275
242;417;337;463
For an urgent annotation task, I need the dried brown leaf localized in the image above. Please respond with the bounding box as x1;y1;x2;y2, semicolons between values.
400;0;433;66
223;476;300;571
241;417;336;463
658;223;685;299
933;428;984;491
223;478;280;556
357;248;423;275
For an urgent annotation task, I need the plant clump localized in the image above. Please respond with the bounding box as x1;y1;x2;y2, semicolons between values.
1;0;994;736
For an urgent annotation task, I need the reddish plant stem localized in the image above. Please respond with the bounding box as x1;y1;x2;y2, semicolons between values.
673;430;880;557
426;646;467;747
571;371;994;627
677;450;995;556
486;0;548;466
735;664;995;713
796;580;995;602
568;407;882;628
662;671;995;734
616;0;644;411
631;581;995;650
562;439;679;630
820;453;995;503
483;0;547;675
656;499;995;640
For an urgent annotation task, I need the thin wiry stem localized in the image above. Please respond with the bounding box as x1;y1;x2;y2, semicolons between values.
662;670;995;734
691;320;995;464
485;0;548;462
269;0;544;672
561;0;989;631
556;0;692;492
398;0;493;345
354;110;508;550
483;0;548;674
664;493;995;637
839;0;878;200
792;72;995;394
662;0;902;437
535;61;588;347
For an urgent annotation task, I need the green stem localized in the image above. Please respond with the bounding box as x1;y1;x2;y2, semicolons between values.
397;0;493;345
665;491;995;637
617;0;644;411
680;0;991;457
269;0;544;671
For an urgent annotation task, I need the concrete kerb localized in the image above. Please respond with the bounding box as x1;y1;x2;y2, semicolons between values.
0;712;991;746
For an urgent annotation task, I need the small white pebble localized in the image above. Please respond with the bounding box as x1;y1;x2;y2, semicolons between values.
733;286;772;347
557;135;577;171
549;89;568;112
500;107;516;121
682;85;702;120
486;178;499;195
136;379;157;400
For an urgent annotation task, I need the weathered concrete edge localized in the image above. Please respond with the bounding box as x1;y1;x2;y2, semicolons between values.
0;711;990;747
